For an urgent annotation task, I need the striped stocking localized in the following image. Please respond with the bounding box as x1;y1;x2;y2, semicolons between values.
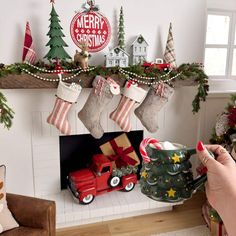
110;82;147;132
47;81;82;135
110;96;136;132
47;98;72;135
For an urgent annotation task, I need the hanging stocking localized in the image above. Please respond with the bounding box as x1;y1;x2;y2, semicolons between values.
134;82;174;133
110;81;147;132
78;76;120;139
47;81;82;135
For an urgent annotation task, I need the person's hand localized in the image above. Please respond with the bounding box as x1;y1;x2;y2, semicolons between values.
196;141;236;235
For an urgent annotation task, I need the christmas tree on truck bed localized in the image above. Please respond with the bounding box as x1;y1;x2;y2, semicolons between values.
44;0;71;61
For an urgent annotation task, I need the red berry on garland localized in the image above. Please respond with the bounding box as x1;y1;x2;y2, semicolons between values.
228;107;236;129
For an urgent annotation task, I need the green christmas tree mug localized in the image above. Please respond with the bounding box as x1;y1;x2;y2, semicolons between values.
139;138;208;203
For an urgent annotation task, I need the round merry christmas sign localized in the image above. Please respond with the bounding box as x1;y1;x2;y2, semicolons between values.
70;11;111;52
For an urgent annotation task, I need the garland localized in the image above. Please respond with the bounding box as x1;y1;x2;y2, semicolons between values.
0;92;14;129
0;62;209;113
210;93;236;148
22;65;96;82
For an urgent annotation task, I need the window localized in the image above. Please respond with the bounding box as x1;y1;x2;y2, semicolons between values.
204;11;236;79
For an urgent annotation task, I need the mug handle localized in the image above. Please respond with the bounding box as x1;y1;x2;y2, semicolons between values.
186;148;207;190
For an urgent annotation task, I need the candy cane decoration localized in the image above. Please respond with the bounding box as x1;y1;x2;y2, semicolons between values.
139;138;162;163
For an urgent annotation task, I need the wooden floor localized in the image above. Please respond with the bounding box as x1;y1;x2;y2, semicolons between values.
57;192;207;236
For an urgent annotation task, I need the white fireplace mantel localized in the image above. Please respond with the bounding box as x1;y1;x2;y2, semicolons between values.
0;87;231;227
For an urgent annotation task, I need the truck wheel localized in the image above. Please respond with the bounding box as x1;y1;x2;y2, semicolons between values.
81;194;94;204
124;182;135;192
109;176;120;187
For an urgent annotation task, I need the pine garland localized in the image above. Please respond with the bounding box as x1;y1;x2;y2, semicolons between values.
0;92;14;129
0;62;209;113
112;165;138;177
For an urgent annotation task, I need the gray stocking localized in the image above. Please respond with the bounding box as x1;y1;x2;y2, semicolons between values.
78;76;120;139
134;83;174;133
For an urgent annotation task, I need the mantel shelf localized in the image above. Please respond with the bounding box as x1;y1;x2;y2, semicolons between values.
0;73;198;89
0;73;93;89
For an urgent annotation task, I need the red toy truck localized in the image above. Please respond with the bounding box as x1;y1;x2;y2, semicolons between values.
68;154;138;204
143;58;171;71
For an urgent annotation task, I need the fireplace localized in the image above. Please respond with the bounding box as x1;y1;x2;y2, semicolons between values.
26;90;176;228
59;131;144;190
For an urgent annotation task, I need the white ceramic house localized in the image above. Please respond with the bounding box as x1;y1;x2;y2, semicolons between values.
105;46;129;67
131;35;148;65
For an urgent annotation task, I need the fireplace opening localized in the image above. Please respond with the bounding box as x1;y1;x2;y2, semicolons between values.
59;131;143;190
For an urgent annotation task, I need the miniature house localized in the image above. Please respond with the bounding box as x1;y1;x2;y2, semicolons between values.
131;35;148;65
105;46;129;67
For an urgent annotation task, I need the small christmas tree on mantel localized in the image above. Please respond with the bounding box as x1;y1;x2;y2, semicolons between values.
118;6;125;50
44;0;71;62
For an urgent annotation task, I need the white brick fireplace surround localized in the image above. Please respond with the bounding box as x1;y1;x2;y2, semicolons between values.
30;88;181;228
0;88;231;228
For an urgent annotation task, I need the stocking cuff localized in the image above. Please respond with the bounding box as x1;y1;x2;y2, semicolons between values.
57;81;82;103
152;83;174;99
93;76;120;95
92;75;106;87
123;82;147;103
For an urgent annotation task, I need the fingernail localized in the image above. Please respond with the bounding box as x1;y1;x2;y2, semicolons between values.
197;141;205;152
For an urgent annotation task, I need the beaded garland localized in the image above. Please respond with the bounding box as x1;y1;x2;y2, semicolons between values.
24;62;182;86
22;62;96;82
119;67;182;85
119;67;173;80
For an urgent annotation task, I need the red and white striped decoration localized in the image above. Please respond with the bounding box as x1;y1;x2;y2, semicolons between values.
110;96;136;132
47;97;72;135
139;138;162;163
94;77;105;96
155;82;165;97
22;21;36;64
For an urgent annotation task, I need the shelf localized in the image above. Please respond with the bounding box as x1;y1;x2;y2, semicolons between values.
0;73;199;89
0;73;128;89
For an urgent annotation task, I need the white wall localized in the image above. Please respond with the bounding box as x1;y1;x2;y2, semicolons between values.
0;0;206;65
207;0;236;11
0;0;208;196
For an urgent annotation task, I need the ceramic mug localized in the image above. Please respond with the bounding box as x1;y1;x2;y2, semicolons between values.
139;139;207;203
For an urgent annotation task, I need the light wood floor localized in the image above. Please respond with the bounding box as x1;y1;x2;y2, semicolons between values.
57;192;207;236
